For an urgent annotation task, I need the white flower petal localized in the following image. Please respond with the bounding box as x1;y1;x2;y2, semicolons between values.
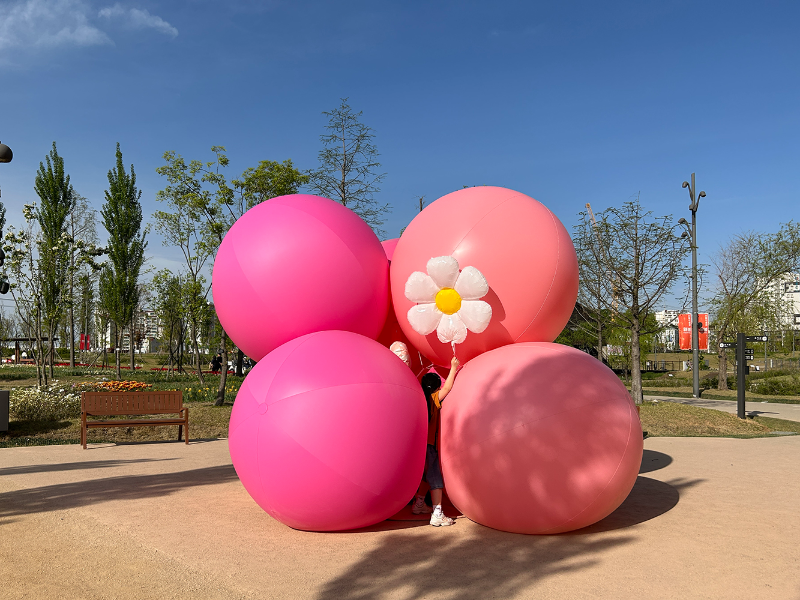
405;272;439;302
458;300;492;333
437;312;468;344
454;266;489;300
426;256;460;289
408;304;443;335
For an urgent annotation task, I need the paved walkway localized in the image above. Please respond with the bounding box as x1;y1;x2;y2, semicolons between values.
1;438;799;599
646;394;800;422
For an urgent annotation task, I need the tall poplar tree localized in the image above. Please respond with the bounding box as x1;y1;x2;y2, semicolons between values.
34;142;76;377
100;144;147;380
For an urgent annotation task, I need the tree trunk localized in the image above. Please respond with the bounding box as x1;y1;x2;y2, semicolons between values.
192;322;205;385
236;349;244;376
69;303;75;368
130;316;135;372
215;329;228;406
48;324;55;380
630;318;643;405
115;329;121;381
717;324;729;390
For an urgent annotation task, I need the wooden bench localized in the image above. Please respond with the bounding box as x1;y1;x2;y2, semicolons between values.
81;391;188;449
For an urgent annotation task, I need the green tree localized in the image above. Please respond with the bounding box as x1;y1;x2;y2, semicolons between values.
710;225;800;389
34;142;76;377
100;144;147;380
308;98;389;236
157;147;308;403
574;197;690;404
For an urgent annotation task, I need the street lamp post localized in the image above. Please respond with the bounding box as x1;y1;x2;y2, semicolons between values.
679;173;706;399
0;140;12;294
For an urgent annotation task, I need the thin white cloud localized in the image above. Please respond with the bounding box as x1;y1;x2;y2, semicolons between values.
0;0;111;50
98;3;178;37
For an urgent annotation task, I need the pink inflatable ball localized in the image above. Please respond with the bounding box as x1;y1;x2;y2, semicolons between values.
390;186;578;366
381;238;399;261
377;238;427;378
212;194;389;362
440;342;643;534
228;330;428;532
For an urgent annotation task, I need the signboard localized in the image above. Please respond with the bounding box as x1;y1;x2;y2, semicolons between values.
744;349;754;358
678;313;709;351
746;335;768;342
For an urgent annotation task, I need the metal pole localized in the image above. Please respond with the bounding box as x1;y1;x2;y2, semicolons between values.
690;174;700;398
737;332;746;419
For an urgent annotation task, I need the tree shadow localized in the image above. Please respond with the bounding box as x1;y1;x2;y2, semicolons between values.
0;458;177;477
316;527;636;600
639;449;672;473
0;464;238;519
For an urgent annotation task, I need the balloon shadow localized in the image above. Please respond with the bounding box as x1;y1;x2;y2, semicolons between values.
639;449;673;474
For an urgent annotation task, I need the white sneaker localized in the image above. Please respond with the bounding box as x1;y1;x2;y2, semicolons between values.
411;496;433;514
430;511;455;527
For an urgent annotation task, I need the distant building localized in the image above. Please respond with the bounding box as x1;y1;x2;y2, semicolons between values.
655;310;680;350
770;274;800;328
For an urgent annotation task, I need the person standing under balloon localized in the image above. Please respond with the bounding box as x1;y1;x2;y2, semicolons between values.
411;356;459;527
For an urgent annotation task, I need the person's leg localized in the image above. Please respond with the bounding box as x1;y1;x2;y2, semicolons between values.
426;446;454;527
412;448;434;514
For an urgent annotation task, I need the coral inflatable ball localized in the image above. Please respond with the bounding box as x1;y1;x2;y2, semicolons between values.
391;187;578;366
228;330;427;532
440;343;643;534
212;195;389;362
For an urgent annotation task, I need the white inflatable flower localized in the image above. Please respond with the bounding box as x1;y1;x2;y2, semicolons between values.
405;256;492;344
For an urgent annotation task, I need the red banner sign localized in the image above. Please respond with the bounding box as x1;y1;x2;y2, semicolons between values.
678;313;709;351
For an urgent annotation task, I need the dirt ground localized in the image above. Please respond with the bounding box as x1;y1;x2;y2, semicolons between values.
1;437;799;600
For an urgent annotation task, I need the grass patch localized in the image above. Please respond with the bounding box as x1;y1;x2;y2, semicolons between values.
641;387;800;404
0;402;233;448
639;401;800;438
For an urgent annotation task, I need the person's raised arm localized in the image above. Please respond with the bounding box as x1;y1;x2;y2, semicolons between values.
438;356;460;402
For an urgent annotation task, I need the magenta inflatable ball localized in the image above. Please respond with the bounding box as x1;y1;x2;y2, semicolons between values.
228;330;428;532
391;186;579;366
212;194;389;362
440;342;643;534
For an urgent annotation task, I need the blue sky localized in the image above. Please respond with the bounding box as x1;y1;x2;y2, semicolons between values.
1;0;798;310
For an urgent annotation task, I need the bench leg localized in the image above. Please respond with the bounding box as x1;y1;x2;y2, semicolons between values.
81;414;87;449
178;424;183;442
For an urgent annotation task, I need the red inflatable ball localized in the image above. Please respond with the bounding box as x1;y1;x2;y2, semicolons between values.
212;194;389;362
228;330;428;532
390;187;578;366
440;342;643;534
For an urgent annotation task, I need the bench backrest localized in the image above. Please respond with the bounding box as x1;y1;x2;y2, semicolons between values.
81;391;184;415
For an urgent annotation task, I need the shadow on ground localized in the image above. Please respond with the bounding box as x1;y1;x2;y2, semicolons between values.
639;449;672;473
0;464;237;519
0;458;177;477
316;527;634;600
565;476;703;534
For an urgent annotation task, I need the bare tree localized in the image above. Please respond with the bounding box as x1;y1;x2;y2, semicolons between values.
575;197;690;404
308;98;389;237
710;224;800;389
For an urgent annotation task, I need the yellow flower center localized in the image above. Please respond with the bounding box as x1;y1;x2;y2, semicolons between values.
435;288;462;315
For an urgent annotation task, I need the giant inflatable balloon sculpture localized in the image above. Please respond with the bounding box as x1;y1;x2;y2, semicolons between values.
214;188;643;534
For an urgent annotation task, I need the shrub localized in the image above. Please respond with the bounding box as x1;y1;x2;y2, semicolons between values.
9;384;81;421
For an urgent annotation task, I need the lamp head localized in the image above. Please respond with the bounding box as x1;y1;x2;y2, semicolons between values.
0;142;12;164
681;231;689;238
698;191;706;198
678;218;688;225
682;181;690;189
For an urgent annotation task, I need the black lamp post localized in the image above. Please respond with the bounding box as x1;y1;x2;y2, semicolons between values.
0;141;12;294
678;173;706;398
